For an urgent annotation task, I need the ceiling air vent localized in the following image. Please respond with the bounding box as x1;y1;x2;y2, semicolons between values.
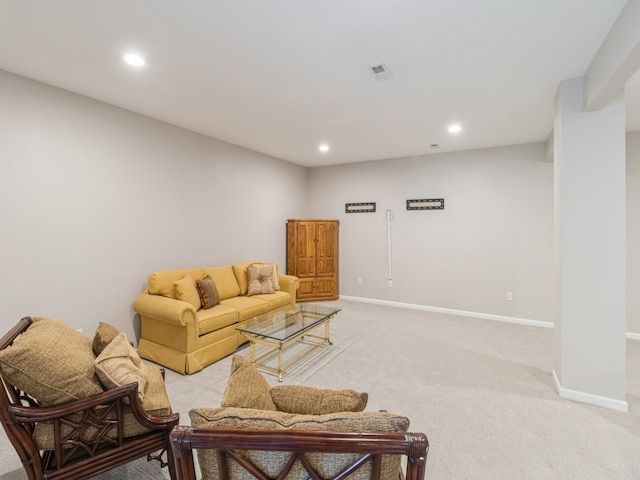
370;63;392;81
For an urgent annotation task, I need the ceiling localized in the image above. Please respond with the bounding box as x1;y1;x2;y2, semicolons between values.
1;1;637;167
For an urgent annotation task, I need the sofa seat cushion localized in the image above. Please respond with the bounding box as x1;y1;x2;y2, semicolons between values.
202;266;241;300
148;268;204;298
248;291;291;311
220;296;269;321
189;407;409;480
197;304;240;336
34;364;172;450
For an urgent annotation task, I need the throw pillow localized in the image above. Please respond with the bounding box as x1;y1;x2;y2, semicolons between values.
246;264;275;296
252;262;281;291
0;317;104;406
92;321;120;356
270;385;368;415
221;354;276;411
174;275;202;310
94;332;148;402
196;275;220;309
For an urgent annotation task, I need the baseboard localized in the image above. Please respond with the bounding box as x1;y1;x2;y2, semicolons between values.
339;295;554;329
339;295;640;340
552;370;628;412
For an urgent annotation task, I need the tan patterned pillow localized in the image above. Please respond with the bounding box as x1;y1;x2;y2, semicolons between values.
92;321;120;356
196;275;220;309
247;264;275;296
270;385;368;415
253;262;280;291
221;355;276;411
94;333;148;402
0;317;104;406
174;275;202;310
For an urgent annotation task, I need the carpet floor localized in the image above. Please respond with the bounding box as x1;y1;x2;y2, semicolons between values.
1;299;639;479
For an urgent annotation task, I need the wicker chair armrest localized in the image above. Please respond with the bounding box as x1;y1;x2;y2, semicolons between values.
9;382;178;429
169;427;428;480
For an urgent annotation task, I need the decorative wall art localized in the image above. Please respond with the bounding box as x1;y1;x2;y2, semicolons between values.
406;198;445;210
345;202;376;213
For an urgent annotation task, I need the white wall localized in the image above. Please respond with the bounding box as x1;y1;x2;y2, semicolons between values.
307;143;556;323
0;70;307;341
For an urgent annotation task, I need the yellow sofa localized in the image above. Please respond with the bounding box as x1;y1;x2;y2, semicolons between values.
133;261;299;375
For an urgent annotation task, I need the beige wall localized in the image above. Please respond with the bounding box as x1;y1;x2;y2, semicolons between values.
2;69;639;340
306;143;556;324
627;131;640;335
0;70;307;341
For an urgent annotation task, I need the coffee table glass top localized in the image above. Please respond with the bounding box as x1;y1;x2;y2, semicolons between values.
237;303;341;342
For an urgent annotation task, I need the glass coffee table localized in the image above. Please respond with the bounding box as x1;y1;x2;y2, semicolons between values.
236;303;341;381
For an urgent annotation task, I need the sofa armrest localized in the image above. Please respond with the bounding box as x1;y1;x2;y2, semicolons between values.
278;274;299;305
133;293;197;328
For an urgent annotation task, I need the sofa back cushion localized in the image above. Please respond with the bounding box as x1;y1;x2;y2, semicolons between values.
202;266;241;300
189;407;409;480
232;260;263;296
148;268;203;298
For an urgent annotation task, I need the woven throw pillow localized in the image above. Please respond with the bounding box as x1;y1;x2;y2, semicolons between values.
174;275;202;310
92;321;120;356
94;332;148;402
270;385;368;415
0;317;104;406
247;264;275;296
221;355;276;411
196;275;220;309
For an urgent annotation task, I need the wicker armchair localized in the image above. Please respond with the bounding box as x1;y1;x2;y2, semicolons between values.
0;316;179;480
170;426;429;480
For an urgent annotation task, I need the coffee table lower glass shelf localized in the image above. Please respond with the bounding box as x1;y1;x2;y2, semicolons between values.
236;303;342;381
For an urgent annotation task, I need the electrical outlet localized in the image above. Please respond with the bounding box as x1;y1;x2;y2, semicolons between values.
357;277;362;285
507;292;513;301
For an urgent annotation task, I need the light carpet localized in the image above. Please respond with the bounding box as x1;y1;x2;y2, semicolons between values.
1;299;639;479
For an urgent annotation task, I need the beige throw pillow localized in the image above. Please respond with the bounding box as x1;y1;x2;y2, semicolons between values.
174;275;202;310
221;355;276;411
247;264;275;296
94;333;148;402
253;262;280;291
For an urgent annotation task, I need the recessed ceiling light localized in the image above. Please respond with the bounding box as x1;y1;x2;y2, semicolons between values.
318;144;330;153
448;123;462;134
123;53;145;66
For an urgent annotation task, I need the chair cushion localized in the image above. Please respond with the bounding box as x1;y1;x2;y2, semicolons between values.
253;262;281;291
33;364;172;449
0;317;103;406
270;385;368;415
148;268;204;298
189;407;409;480
221;355;276;411
202;266;241;300
232;260;263;296
92;321;120;356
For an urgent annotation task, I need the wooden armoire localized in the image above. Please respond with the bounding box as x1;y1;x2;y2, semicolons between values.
286;219;339;301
